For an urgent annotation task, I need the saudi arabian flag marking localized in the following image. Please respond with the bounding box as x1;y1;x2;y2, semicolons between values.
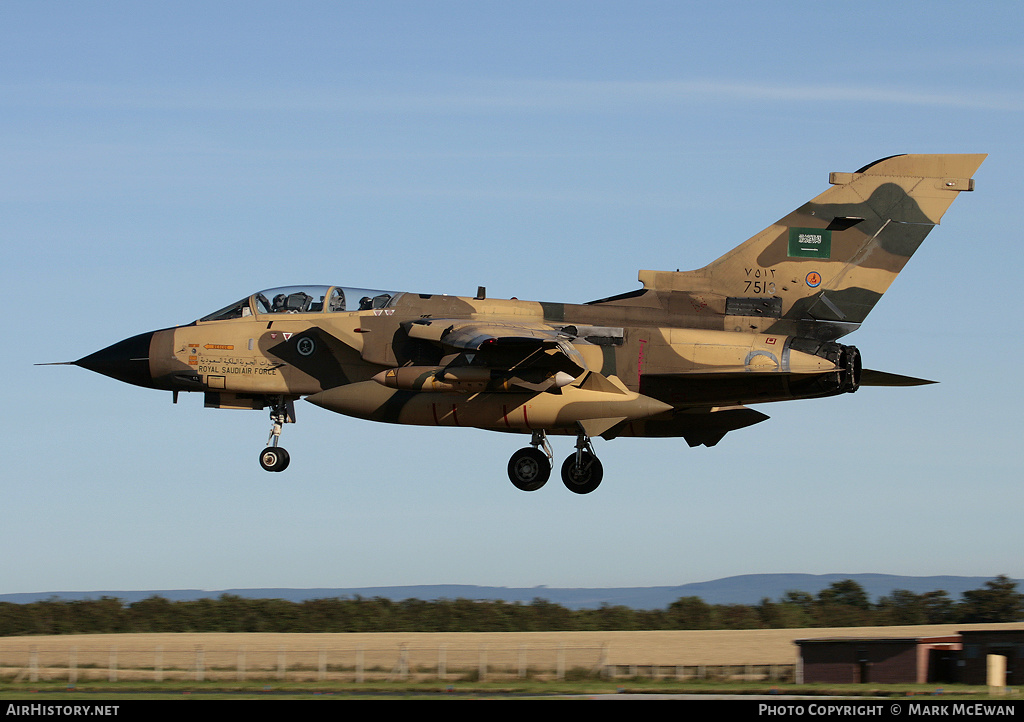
788;228;831;258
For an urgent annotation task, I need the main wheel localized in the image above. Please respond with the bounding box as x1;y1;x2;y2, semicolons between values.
560;450;603;494
259;446;290;472
507;447;550;491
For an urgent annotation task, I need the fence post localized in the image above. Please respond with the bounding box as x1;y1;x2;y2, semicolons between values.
29;646;38;683
277;646;286;680
438;645;447;681
237;646;245;682
478;645;487;682
394;643;409;680
557;643;565;680
195;646;204;682
319;648;326;681
356;647;364;683
518;645;527;678
68;647;77;685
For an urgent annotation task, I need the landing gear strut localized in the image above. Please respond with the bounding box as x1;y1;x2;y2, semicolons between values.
560;429;603;494
507;430;552;491
259;397;295;472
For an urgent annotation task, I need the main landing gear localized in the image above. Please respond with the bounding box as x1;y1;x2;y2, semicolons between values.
508;431;553;491
506;428;604;494
259;397;295;472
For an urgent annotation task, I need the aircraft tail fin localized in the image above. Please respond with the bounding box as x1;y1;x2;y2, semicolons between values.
638;154;986;339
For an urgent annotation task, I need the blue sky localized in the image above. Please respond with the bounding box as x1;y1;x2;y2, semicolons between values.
3;1;1021;597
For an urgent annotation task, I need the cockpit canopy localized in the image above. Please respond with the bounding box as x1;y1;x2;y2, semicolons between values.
199;285;400;322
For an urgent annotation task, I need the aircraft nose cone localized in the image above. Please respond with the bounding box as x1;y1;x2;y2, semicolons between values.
75;331;156;388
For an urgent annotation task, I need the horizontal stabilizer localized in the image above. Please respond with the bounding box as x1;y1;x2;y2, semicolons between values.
860;369;936;387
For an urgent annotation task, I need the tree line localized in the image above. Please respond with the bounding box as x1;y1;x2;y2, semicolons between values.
1;575;1020;637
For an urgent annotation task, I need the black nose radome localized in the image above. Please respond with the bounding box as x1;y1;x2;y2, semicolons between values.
75;331;156;389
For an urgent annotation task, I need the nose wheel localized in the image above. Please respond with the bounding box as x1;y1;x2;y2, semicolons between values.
259;446;290;472
259;397;295;472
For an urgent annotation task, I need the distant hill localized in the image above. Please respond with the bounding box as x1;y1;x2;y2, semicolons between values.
1;574;1017;610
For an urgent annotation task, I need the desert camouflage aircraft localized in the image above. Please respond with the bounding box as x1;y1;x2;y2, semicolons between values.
63;154;985;493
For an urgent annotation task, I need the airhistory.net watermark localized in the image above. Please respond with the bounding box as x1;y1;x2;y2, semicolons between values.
5;705;119;716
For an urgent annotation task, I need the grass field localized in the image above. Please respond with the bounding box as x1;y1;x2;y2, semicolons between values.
3;621;1023;683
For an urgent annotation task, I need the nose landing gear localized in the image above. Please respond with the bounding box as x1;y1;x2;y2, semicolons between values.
259;397;295;472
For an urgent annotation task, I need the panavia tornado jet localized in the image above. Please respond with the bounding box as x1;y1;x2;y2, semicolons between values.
63;154;985;493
